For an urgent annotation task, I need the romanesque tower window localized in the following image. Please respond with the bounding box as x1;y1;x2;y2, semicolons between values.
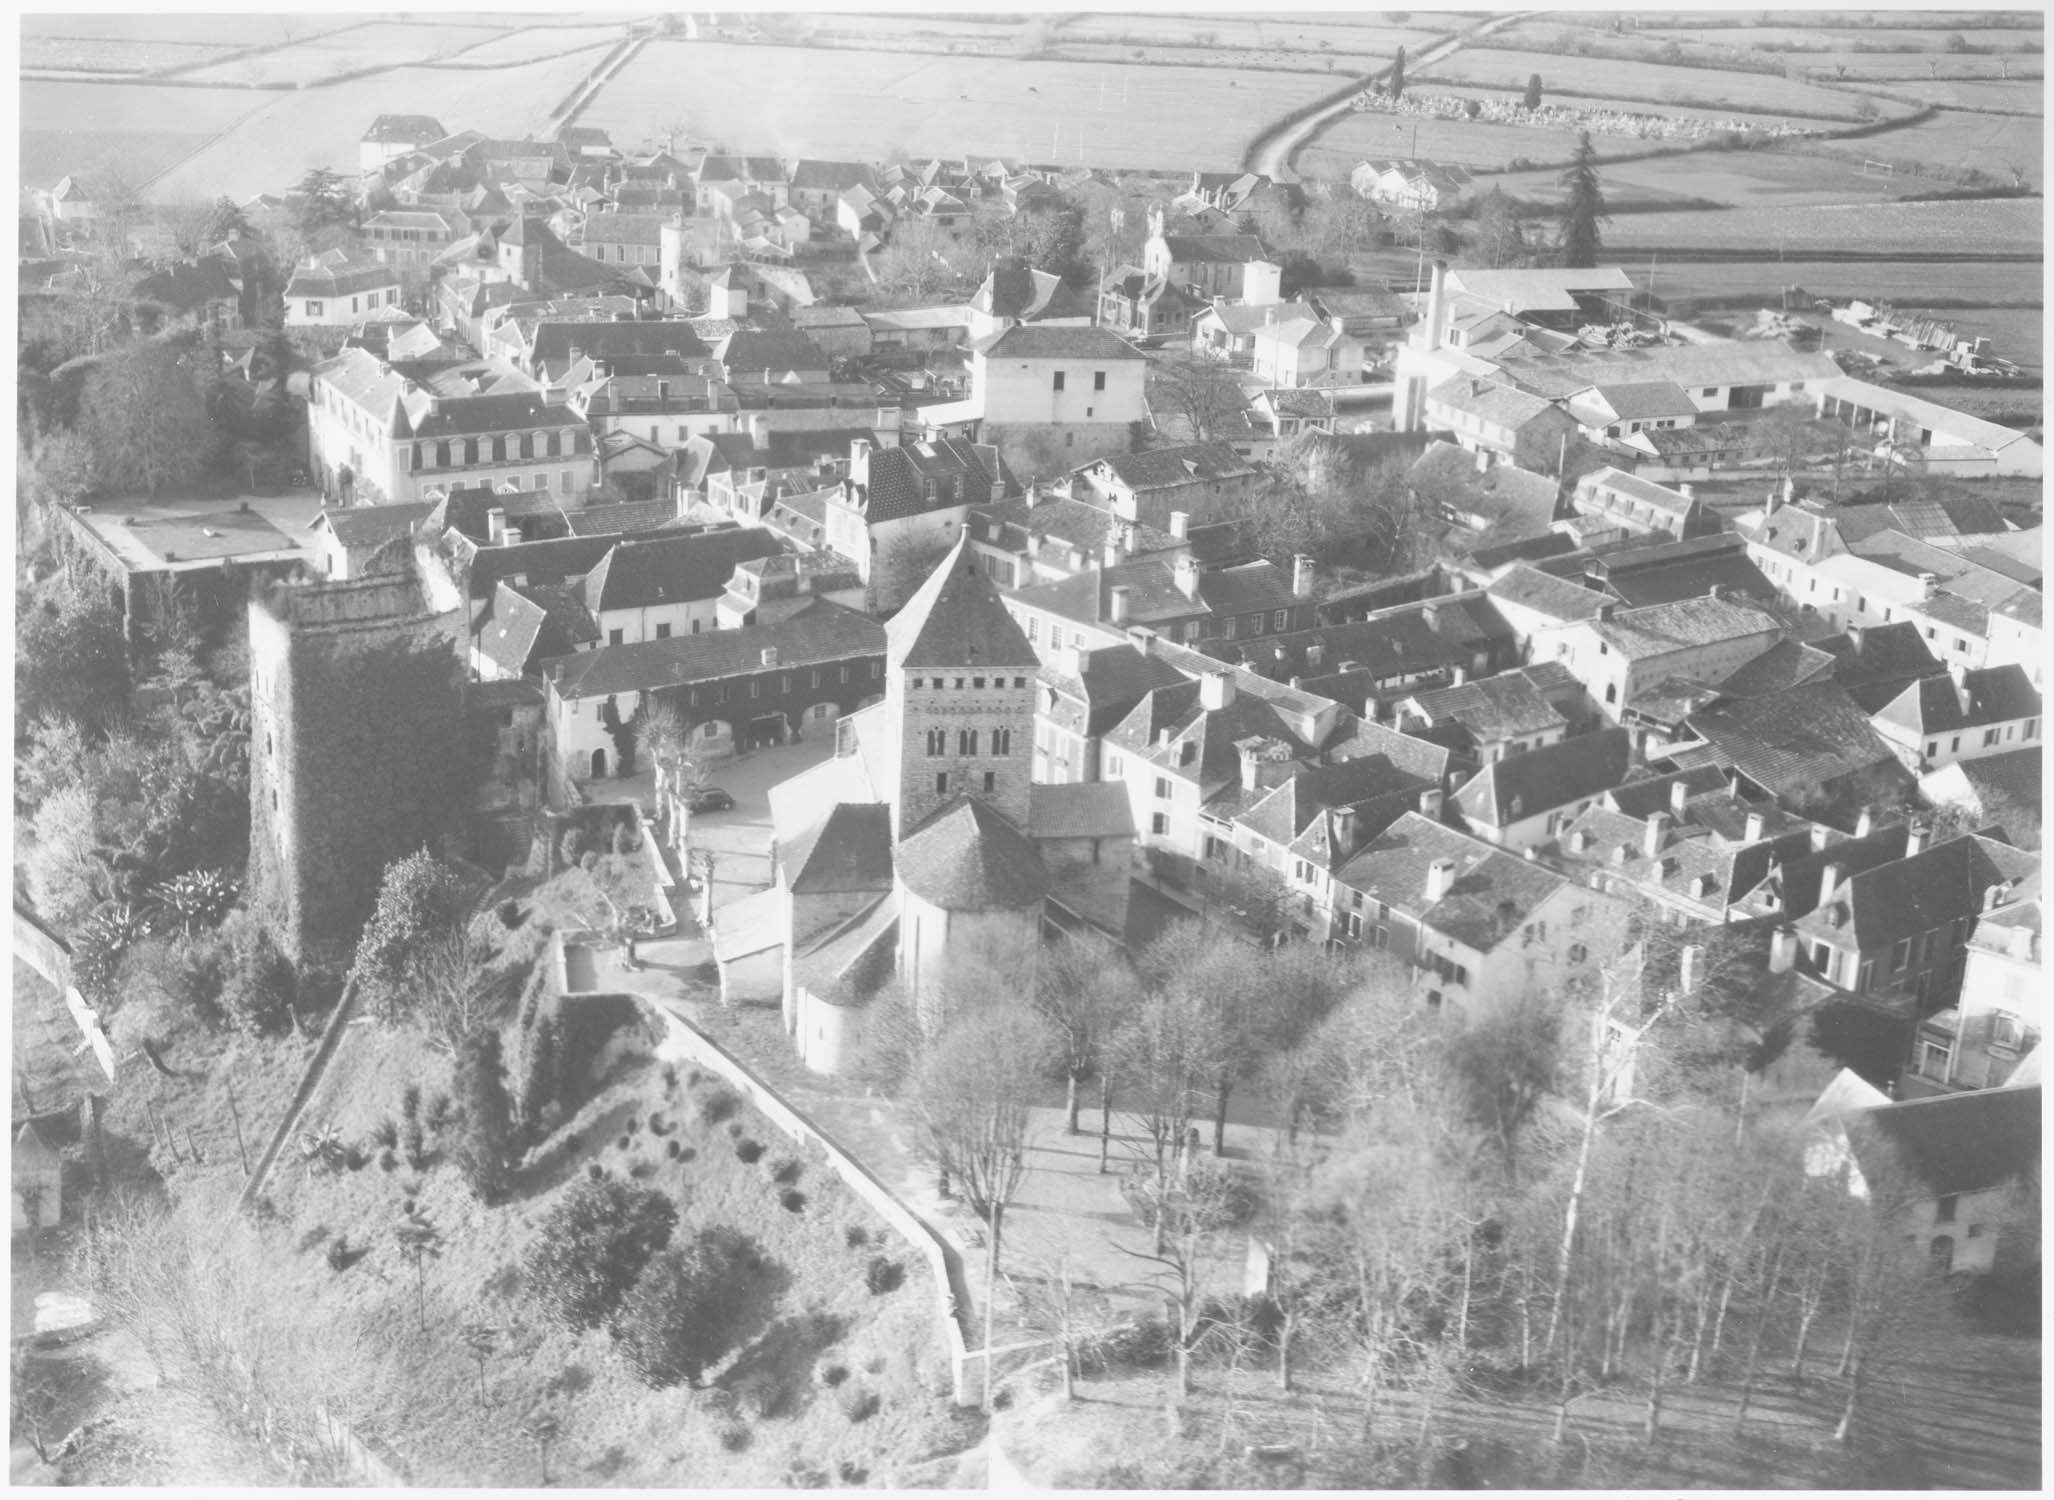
926;729;946;756
991;728;1012;756
958;729;979;755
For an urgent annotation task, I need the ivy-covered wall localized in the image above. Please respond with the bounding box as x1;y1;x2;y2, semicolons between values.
250;596;488;967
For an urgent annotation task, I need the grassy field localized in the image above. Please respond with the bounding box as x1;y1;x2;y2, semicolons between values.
20;14;354;47
1848;76;2044;111
132;50;602;198
1421;46;1886;120
1300;110;1684;181
1805;107;2044;176
1419;82;1818;133
1596;197;2042;256
21;35;238;73
176;21;539;86
578;39;1337;170
1484;149;1937;209
20;79;271;188
253;1006;972;1486
1502;15;2046;81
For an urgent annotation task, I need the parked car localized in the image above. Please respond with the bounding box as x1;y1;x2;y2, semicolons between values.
685;786;734;813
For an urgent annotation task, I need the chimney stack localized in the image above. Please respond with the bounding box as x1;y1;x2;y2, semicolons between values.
1854;808;1873;838
849;435;872;481
1418;786;1446;822
1818;860;1846;908
1768;926;1799;974
1678;482;1695;502
1108;584;1131;624
1333;803;1359;854
1905;821;1930;858
1292;553;1316;600
1669;778;1690;816
760;645;780;667
1174;553;1205;601
487;507;508;545
1744;809;1766;844
1103;527;1129;569
1948;662;1972;716
1425;857;1458;904
1679;943;1702;995
1419;258;1449;354
1643;811;1671;859
1168;510;1189;540
1475;446;1493;475
1199;669;1236;711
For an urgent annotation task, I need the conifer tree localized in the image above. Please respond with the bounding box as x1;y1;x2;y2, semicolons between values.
1556;132;1609;269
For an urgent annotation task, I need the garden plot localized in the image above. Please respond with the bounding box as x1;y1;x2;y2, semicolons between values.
1850;77;2044;110
20;35;237;73
1421;82;1815;134
143;51;603;199
579;40;1335;172
1299;109;1657;181
1420;47;1884;120
438;24;628;66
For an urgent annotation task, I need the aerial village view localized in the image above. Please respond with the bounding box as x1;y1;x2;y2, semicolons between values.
9;6;2044;1489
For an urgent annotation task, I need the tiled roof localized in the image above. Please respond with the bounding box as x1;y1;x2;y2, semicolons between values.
1588;595;1783;660
1579;380;1698;421
1093;442;1257;492
790;159;878;192
1407;443;1561;528
1492;341;1841;398
286;259;399;298
581;211;667;246
363;113;447;145
133;255;240;310
1201;299;1319;336
1037;644;1189;736
716;327;831;374
1816;620;1945;706
1952;746;2042;815
1403;673;1567;744
476;580;600;676
1686;684;1906;801
1486;564;1611;622
1028;781;1135;840
1732;821;1909;920
1427;375;1559;430
319;500;437;547
895;796;1050;912
1850;528;2026;608
1874;664;2040;736
1715;639;1838;697
1236;754;1431;847
784;803;895;895
403;390;582;441
1453;726;1633;829
1580;466;1699;516
973;324;1143;361
462;533;618;598
1333;811;1565;951
530;319;709;369
1160;233;1268;264
545;598;883;698
1844;1085;2040;1199
888;533;1039;673
581;528;785;614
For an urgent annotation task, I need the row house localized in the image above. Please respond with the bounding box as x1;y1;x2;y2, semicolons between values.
824;436;1004;611
1393;663;1578;764
306;347;592;506
968;494;1223;592
578;211;667;270
1238;593;1524;713
1789;827;2039;1016
359;113;449;173
1870;662;2042;773
1329;810;1633;1016
1905;873;2042;1096
1098;265;1202;342
1032;637;1190;786
577;527;787;647
788;159;878;228
1191;299;1314;365
567;356;738;456
524;319;711;386
1140;206;1278;301
1424;374;1580;472
1570;467;1716;544
543;597;886;788
1250;312;1369;389
1058;442;1261;533
1449;725;1635;852
362;209;464;287
1564;380;1701;445
1349;157;1473;212
1684;681;1918;821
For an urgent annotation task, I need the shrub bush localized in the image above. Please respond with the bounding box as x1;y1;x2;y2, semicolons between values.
726;1121;744;1139
1193;1293;1284;1363
296;1226;329;1254
820;1363;848;1387
526;1178;679;1332
844;1225;869;1249
588;1163;607;1181
840;1387;880;1423
779;1189;806;1214
718;1424;750;1453
770;1158;801;1186
697;1086;739;1126
618;1135;632;1151
610;1228;756;1387
667;1141;682;1160
677;1146;696;1163
864;1257;904;1296
739;1374;784;1420
735;1139;764;1164
371;1117;399;1151
630;1162;654;1180
1073;1317;1174;1375
378;1149;397;1172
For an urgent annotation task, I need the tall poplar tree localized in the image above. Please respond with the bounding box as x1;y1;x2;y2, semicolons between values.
1556;131;1608;269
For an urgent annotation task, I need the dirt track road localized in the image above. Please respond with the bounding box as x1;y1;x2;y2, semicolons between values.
1243;11;1534;182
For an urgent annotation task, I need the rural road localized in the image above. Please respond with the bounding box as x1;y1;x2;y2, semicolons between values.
1244;10;1535;182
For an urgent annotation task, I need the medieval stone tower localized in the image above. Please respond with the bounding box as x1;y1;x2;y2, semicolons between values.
880;534;1039;838
248;568;470;966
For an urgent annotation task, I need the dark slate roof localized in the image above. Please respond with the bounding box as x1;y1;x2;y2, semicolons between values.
364;113;448;145
1159;233;1268;264
1028;781;1136;840
1590;535;1777;610
1453;727;1634;828
790;159;879;192
1686;684;1907;801
464;534;621;599
1844;1083;2039;1198
1333;811;1565;950
1403;673;1566;744
545;598;883;698
1815;621;1946;710
1734;822;1910;920
406;392;582;441
580;528;785;614
1797;834;2039;954
1954;746;2042;816
973;324;1143;361
785;803;895;895
1872;665;2040;737
1236;754;1431;846
1037;644;1190;737
529;319;709;368
133;255;241;310
895;796;1051;912
716;327;831;373
887;534;1039;673
1713;639;1837;698
856;439;999;524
